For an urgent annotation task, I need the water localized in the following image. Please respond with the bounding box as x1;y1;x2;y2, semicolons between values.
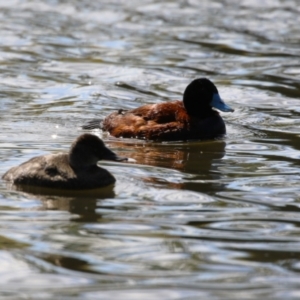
1;0;300;299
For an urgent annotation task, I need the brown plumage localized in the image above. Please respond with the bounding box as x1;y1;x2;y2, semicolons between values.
83;78;234;141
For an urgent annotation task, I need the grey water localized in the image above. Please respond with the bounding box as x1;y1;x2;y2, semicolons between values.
1;0;300;299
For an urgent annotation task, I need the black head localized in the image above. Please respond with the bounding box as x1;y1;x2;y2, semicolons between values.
69;134;127;168
183;78;233;117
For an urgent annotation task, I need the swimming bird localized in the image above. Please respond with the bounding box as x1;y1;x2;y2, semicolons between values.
2;134;127;189
83;78;234;141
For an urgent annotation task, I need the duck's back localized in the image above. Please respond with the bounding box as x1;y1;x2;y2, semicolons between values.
102;101;225;140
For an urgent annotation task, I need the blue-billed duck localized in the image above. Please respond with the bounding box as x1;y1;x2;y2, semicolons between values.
83;78;234;141
2;134;127;189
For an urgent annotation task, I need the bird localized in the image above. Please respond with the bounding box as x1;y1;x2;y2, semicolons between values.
82;78;234;141
2;134;127;190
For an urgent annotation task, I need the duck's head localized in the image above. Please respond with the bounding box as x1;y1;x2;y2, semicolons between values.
69;134;127;169
183;78;234;117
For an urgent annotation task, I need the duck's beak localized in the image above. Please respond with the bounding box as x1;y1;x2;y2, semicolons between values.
102;147;128;162
210;93;234;112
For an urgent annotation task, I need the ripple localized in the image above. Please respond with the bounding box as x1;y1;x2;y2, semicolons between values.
227;142;270;151
207;220;295;235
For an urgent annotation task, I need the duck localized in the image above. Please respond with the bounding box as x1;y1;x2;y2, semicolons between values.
82;78;234;141
2;134;127;190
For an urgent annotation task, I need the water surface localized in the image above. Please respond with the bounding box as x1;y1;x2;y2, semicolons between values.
1;0;300;299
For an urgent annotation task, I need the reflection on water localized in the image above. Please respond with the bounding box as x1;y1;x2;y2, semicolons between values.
114;139;226;172
1;0;300;299
5;181;116;199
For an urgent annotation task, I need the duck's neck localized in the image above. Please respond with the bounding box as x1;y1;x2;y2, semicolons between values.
68;153;97;170
184;103;217;118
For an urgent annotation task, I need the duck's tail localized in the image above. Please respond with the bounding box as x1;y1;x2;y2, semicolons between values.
82;119;103;130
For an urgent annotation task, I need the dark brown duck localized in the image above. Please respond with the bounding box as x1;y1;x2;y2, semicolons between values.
83;78;234;141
